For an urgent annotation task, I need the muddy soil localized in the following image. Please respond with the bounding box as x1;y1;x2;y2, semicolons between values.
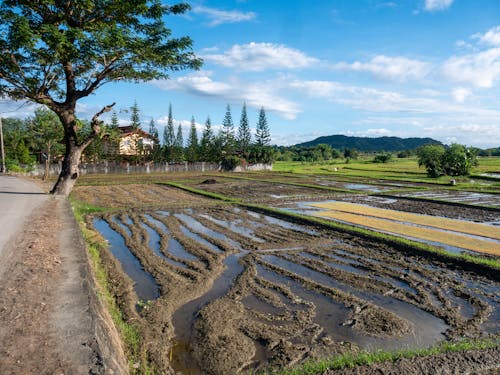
90;200;500;374
188;179;343;204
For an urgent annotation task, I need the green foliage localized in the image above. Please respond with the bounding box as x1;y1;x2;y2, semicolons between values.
255;107;271;147
0;1;202;101
441;143;478;176
185;116;199;162
172;123;184;162
417;144;446;177
221;104;236;155
237;103;252;157
130;101;141;129
162;103;176;162
221;155;241;171
418;143;477;177
200;117;216;162
373;152;392;163
344;148;359;160
248;145;274;164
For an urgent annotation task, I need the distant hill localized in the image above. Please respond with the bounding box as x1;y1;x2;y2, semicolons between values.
295;135;442;152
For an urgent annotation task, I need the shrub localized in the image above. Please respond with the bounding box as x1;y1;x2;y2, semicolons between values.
373;152;392;163
221;155;241;171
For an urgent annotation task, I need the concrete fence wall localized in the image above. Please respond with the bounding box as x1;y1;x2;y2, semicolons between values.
22;161;272;177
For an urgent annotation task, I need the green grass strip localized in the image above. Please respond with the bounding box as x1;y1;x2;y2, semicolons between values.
256;337;499;374
164;183;500;272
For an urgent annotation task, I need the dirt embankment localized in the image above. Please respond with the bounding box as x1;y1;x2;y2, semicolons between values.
0;197;127;374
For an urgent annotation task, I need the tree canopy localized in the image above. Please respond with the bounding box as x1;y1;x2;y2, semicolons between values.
0;0;201;194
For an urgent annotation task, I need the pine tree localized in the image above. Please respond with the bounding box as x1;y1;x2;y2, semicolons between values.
221;104;235;155
237;103;252;158
200;117;215;162
186;116;199;162
130;100;141;129
163;103;175;162
110;111;119;128
149;119;159;139
173;123;184;162
255;107;271;147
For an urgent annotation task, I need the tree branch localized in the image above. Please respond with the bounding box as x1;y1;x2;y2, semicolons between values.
80;102;116;149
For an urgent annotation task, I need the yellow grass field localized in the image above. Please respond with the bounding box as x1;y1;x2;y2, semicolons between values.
311;201;500;240
312;202;500;256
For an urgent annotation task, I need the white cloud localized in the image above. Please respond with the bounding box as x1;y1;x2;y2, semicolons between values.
364;128;391;136
202;42;318;71
443;47;500;88
472;26;500;47
0;99;39;118
332;55;431;82
192;6;256;27
424;0;454;12
289;80;440;113
451;87;471;103
151;71;301;120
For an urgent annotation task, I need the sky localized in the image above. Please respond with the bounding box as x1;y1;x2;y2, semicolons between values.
2;0;500;148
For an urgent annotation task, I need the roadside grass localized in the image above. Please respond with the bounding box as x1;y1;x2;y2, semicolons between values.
255;336;499;375
164;183;500;272
70;197;146;373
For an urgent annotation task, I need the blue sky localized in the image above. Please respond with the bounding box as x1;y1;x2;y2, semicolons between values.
2;0;500;147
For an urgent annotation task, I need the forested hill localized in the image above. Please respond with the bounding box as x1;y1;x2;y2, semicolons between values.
295;135;442;152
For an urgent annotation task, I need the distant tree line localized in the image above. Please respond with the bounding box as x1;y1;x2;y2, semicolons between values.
0;102;274;172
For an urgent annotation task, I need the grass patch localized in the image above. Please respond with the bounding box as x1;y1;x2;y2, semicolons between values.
70;196;146;372
257;336;499;374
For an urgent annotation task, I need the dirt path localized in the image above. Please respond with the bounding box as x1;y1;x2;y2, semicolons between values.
0;176;127;374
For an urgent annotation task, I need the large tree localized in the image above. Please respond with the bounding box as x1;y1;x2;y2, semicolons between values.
163;103;175;162
185;116;198;162
28;108;64;180
237;103;251;158
0;1;201;195
221;104;235;155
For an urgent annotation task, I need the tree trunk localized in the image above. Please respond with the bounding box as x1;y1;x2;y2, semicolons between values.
50;109;82;196
50;141;83;196
49;102;113;196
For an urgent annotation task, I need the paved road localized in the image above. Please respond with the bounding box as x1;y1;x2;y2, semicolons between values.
0;175;48;259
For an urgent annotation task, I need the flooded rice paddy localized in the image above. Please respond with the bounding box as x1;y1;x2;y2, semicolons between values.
92;203;500;374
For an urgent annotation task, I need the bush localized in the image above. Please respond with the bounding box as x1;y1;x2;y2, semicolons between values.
221;155;241;171
373;152;392;163
417;143;477;177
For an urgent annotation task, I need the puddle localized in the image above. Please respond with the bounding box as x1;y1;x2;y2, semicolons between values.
179;225;223;253
263;215;317;235
93;218;159;301
344;183;383;193
111;216;132;236
199;214;266;243
256;263;447;352
175;213;243;250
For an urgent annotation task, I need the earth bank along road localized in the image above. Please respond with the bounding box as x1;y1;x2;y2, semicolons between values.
0;175;127;374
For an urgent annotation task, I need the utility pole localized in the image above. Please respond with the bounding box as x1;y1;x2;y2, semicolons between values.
0;116;5;173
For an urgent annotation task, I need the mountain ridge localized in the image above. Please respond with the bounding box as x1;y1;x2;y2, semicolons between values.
295;135;442;152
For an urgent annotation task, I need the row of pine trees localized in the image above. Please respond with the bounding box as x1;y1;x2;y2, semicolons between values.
116;102;273;165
